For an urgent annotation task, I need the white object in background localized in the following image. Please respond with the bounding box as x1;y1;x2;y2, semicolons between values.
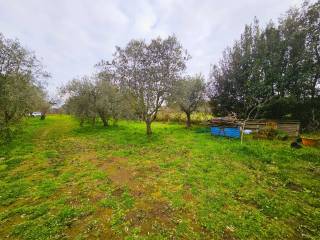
243;129;252;134
31;112;42;117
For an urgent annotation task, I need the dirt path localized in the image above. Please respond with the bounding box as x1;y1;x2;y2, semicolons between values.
1;116;204;239
31;117;179;238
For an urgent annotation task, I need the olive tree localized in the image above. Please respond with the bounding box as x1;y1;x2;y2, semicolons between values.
61;74;127;127
94;73;126;127
39;97;55;120
171;74;206;127
60;76;96;126
99;35;189;135
0;33;48;141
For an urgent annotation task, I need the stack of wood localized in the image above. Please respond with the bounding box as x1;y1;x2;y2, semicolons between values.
209;113;241;127
243;119;300;137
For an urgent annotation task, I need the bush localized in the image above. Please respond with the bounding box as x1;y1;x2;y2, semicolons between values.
0;126;13;143
253;128;276;140
253;128;288;140
275;130;289;141
156;108;212;124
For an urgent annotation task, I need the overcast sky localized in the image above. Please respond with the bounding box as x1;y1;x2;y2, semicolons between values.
0;0;304;96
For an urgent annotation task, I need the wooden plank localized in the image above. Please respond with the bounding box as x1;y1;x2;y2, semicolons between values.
242;119;300;136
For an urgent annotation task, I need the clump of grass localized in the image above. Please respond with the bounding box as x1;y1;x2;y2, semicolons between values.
36;179;58;198
0;180;31;206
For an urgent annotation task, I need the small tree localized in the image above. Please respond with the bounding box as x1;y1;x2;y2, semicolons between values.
33;89;54;120
240;96;273;144
95;74;124;127
61;74;128;127
171;74;206;127
60;76;96;126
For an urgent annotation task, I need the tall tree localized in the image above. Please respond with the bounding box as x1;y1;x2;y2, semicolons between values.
0;33;48;141
301;1;320;129
208;1;320;130
98;35;189;135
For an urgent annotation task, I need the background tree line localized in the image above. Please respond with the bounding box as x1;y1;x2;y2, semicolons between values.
61;36;206;135
2;0;318;140
0;33;50;142
208;1;320;130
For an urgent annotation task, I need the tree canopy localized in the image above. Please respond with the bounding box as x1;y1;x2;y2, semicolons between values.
97;35;190;135
170;74;206;127
208;1;320;130
0;33;48;141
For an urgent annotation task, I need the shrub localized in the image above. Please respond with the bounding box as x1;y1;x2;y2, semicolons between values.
253;128;277;140
253;128;288;140
275;130;289;141
156;108;212;124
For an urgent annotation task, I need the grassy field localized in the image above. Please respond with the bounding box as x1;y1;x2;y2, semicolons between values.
0;115;319;240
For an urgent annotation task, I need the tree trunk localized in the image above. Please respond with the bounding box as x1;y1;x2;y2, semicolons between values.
113;118;118;126
241;121;246;144
98;112;108;127
100;116;108;127
146;120;152;135
102;118;108;127
2;127;11;142
80;118;84;127
92;116;96;127
4;111;9;125
185;112;191;128
2;112;11;141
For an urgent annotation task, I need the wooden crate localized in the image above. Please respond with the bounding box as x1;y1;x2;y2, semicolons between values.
277;121;300;137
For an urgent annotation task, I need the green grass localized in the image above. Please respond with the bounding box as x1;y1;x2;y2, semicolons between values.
0;114;319;239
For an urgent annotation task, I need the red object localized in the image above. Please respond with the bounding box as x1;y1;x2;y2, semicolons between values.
301;137;319;147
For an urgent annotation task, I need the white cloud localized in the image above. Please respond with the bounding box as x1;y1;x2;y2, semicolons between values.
0;0;306;96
